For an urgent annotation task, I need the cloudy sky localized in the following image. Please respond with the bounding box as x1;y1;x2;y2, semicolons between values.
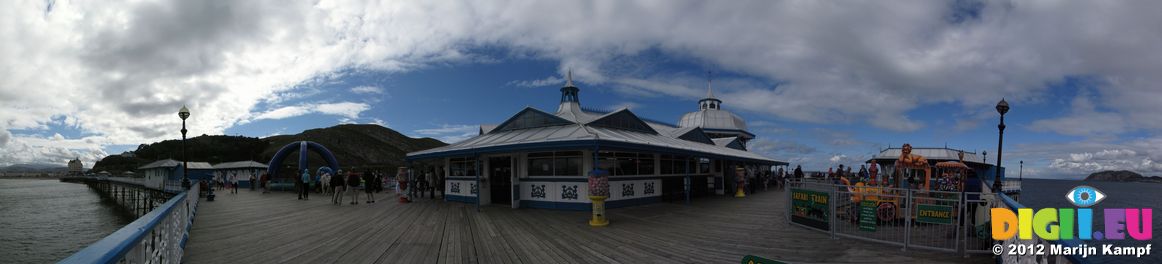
2;0;1161;179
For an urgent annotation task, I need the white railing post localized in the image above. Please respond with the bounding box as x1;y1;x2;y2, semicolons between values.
829;186;837;239
903;190;912;252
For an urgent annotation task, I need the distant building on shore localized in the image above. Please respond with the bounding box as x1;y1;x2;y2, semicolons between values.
67;158;84;176
407;74;785;210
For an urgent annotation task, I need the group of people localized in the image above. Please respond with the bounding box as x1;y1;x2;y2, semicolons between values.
824;163;889;186
297;168;384;205
212;171;259;194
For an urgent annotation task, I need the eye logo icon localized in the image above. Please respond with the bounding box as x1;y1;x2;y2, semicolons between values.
1065;185;1105;207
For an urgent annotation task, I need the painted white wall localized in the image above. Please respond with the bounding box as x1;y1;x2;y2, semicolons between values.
479;156;491;206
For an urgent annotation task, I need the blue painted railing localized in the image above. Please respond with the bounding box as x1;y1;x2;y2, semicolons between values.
60;182;200;264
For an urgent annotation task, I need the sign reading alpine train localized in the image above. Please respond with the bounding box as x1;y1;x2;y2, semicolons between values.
791;188;830;231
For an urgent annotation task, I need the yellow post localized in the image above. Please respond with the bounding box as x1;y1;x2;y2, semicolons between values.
735;167;747;198
589;195;609;227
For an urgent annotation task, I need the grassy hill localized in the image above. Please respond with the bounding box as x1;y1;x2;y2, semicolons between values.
92;124;447;175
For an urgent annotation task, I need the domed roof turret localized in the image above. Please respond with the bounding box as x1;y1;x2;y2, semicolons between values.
677;77;752;140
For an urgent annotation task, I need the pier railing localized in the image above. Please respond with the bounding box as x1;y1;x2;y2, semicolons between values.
785;180;995;256
60;182;201;264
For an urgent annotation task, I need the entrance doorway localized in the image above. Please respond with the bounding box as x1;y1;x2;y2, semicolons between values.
488;157;512;205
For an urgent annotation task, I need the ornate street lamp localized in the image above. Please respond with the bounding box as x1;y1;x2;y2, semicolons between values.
993;99;1009;192
179;105;191;190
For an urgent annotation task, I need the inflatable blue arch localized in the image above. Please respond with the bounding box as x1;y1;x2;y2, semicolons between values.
267;141;340;178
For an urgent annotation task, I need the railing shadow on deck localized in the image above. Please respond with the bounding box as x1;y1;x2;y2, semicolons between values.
59;180;201;264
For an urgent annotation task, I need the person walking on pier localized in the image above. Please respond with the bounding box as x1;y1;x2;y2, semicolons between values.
332;169;345;205
249;172;256;191
299;169;311;200
231;172;239;194
261;172;270;194
321;171;331;195
363;169;376;203
347;169;360;205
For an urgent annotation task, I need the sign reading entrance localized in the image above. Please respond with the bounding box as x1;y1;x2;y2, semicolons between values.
916;204;953;224
859;201;877;232
790;188;829;230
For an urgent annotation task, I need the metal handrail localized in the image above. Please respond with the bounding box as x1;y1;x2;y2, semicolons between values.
59;182;199;264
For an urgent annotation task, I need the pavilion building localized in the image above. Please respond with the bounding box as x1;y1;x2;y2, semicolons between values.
406;74;785;210
138;159;214;189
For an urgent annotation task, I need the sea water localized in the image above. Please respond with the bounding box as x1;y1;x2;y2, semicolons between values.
0;179;134;263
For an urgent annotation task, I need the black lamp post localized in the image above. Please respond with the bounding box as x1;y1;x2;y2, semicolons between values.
179;105;191;190
1020;160;1023;181
993;98;1009;192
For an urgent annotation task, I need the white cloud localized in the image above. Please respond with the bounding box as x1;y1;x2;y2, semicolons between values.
414;124;477;143
251;102;370;121
1030;89;1128;136
369;118;388;127
4;1;1162;168
507;76;564;88
349;85;384;94
0;134;108;168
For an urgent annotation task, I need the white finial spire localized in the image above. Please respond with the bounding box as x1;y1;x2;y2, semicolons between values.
566;69;574;87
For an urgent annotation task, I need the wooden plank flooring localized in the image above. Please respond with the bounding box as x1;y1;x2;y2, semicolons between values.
184;188;990;263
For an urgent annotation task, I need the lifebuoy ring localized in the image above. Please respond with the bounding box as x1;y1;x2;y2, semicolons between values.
877;202;896;222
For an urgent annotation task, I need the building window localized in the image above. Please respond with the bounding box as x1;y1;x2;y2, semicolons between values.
597;151;655;176
659;154;692;175
450;157;477;176
527;151;582;176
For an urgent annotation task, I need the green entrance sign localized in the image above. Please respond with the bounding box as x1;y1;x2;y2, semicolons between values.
790;188;829;231
916;204;954;224
859;201;877;232
741;255;786;264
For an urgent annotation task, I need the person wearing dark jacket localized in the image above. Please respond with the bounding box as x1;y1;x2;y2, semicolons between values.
347;170;361;205
331;169;346;205
363;169;376;203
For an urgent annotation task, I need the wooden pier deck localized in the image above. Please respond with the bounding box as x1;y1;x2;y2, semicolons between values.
184;188;989;263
